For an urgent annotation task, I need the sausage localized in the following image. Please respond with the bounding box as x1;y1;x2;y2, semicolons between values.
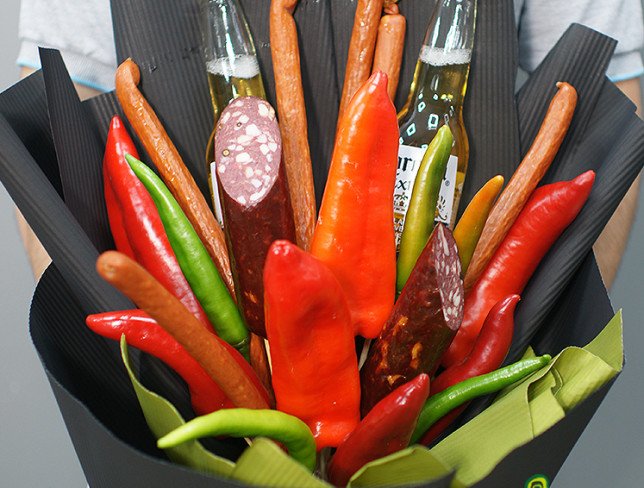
360;224;464;415
372;5;406;102
464;82;578;290
250;333;275;406
214;97;296;338
269;0;317;251
96;250;269;410
114;59;236;297
338;0;385;120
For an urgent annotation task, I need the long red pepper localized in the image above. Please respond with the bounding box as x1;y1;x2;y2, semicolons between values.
311;71;398;339
419;295;519;445
103;116;211;328
85;310;232;415
327;374;430;487
103;117;138;259
85;310;271;412
441;171;595;367
264;240;361;450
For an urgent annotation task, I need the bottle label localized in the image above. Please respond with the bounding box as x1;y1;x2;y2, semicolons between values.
210;161;225;227
393;144;427;247
435;154;458;225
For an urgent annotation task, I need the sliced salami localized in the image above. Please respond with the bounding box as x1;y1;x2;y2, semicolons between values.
360;224;464;415
214;97;296;338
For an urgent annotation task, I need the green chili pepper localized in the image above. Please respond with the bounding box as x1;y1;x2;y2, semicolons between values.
410;354;551;444
127;155;250;359
397;125;453;294
157;408;317;472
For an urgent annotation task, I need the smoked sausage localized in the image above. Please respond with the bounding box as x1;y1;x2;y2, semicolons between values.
214;97;296;338
269;0;317;250
360;224;464;415
96;250;269;409
372;5;406;102
339;0;385;119
115;59;236;296
464;82;578;290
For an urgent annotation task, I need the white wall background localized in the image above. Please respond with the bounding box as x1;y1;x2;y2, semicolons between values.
0;1;642;486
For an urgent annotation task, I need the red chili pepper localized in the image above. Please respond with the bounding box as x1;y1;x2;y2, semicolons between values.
85;309;271;413
85;309;232;415
264;240;361;450
103;118;138;259
327;374;430;487
103;116;211;329
418;294;519;445
311;71;398;339
441;171;595;367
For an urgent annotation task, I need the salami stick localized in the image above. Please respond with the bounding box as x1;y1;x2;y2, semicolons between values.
372;4;406;102
214;97;296;338
115;59;235;296
360;225;464;415
96;251;268;410
464;82;578;290
339;0;385;120
269;0;316;250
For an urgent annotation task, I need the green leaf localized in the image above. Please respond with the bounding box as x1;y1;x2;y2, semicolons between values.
231;438;330;487
348;446;453;487
120;336;235;477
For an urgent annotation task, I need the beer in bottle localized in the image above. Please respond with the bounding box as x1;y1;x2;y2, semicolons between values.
201;0;266;222
394;0;477;240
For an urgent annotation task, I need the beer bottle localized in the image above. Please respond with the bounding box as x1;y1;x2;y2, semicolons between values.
394;0;477;239
201;0;266;222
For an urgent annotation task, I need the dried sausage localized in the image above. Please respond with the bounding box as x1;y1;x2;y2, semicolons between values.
464;82;577;290
269;0;317;250
372;5;406;102
360;224;464;415
339;0;385;119
115;59;235;296
214;97;296;337
96;250;269;409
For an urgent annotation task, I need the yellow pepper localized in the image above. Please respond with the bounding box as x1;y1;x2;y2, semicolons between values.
453;175;504;273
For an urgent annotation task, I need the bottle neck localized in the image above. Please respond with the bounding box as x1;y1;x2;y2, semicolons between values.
403;0;477;118
407;54;471;116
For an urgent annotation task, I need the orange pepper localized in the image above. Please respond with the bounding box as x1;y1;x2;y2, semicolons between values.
453;175;504;274
311;71;399;339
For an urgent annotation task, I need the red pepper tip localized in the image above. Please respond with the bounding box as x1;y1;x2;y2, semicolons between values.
575;169;596;185
368;70;390;95
110;114;124;130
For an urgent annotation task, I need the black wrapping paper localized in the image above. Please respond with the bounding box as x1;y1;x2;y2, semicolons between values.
0;0;642;485
40;48;114;252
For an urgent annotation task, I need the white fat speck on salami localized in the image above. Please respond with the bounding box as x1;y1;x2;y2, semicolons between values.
434;224;463;330
215;97;282;207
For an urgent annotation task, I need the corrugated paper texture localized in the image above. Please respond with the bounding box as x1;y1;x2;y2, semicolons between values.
0;0;642;485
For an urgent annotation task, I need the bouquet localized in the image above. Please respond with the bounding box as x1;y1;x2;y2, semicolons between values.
0;0;642;486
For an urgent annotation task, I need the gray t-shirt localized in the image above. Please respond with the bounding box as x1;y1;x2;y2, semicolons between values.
515;0;644;81
17;0;116;91
17;0;644;91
